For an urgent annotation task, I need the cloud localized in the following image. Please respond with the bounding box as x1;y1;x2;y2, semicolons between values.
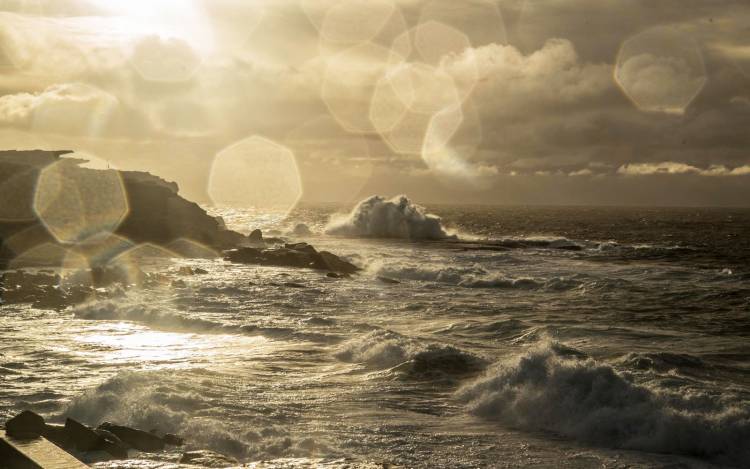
447;38;613;117
618;162;750;176
0;82;122;136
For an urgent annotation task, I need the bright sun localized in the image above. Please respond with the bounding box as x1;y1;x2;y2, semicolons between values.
89;0;214;51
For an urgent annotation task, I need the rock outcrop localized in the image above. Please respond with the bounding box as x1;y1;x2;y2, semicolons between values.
0;150;361;308
225;242;359;274
0;150;245;257
98;422;164;452
3;411;182;461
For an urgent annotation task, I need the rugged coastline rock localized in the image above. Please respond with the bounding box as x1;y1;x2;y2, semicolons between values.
0;150;361;307
225;242;359;274
0;150;245;257
2;410;185;461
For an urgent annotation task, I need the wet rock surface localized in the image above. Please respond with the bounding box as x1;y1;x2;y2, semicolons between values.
3;410;187;461
225;243;359;275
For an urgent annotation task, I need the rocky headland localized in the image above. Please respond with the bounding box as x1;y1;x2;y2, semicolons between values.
0;150;359;308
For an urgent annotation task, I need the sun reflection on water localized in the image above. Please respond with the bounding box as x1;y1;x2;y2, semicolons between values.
75;322;268;368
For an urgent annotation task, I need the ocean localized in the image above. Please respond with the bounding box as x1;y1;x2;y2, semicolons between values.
1;203;749;468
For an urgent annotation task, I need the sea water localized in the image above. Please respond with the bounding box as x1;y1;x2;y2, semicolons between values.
1;204;748;468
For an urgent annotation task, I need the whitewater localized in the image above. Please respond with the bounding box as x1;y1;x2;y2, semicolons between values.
1;198;749;468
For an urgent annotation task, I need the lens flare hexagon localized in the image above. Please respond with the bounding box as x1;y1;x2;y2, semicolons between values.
208;136;302;217
615;27;707;115
322;42;404;133
370;62;463;155
33;158;129;245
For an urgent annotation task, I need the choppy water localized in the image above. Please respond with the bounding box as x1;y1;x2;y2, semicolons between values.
1;205;749;468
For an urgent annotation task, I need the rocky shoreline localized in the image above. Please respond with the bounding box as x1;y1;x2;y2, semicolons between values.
0;150;360;309
3;410;244;466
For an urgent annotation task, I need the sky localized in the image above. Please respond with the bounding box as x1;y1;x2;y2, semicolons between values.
0;0;748;207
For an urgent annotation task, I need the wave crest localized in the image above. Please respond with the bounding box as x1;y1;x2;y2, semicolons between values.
457;340;750;466
64;370;334;461
325;195;453;240
335;330;486;378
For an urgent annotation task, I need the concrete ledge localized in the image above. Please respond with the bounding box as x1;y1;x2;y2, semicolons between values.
0;430;88;469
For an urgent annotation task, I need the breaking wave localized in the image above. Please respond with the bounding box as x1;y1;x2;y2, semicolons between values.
73;301;341;343
74;301;228;333
372;263;581;291
325;195;454;240
457;340;750;466
335;329;487;379
63;370;334;461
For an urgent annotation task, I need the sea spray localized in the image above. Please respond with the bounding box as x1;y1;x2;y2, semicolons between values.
64;370;334;461
325;195;454;240
336;329;487;378
457;340;750;466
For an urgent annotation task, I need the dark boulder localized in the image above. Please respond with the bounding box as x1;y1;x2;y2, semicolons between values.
6;410;46;438
64;418;100;451
98;422;165;452
224;244;359;275
248;229;264;243
93;428;129;459
318;251;358;275
42;423;70;448
285;242;317;255
163;433;184;446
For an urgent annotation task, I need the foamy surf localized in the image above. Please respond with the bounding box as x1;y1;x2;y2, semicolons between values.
457;340;750;466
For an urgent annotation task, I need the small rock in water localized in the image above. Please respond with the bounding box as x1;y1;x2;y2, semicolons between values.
98;422;165;452
179;450;239;467
6;410;46;438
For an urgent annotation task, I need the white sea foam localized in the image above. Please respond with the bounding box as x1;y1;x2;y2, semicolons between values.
74;301;227;333
457;340;750;466
325;195;454;240
73;301;340;343
335;329;487;378
64;370;333;461
371;262;581;291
